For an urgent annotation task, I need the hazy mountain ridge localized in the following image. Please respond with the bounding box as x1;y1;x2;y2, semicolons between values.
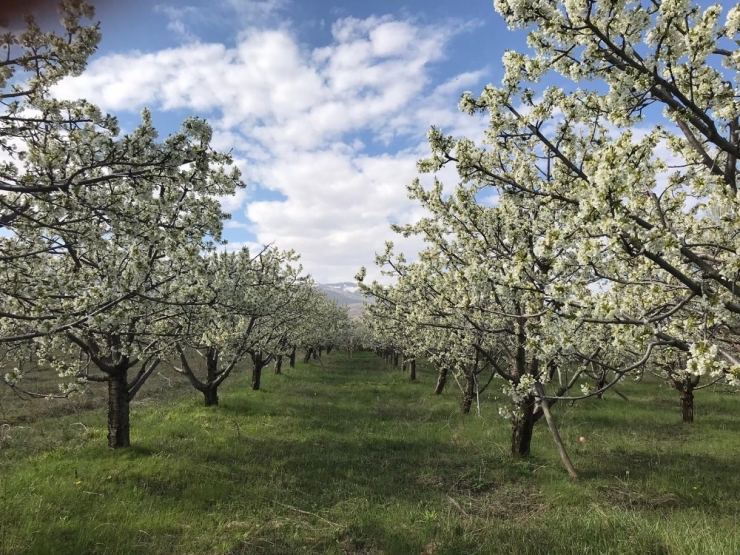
317;282;369;318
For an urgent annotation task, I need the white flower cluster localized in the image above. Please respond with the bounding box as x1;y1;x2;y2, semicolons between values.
502;374;538;405
3;367;21;386
686;341;726;377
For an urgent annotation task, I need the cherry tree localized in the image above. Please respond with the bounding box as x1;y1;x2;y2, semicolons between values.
294;291;353;366
230;256;314;391
359;0;740;469
0;2;244;447
417;0;740;384
161;247;297;406
359;274;423;379
361;186;621;467
22;111;242;447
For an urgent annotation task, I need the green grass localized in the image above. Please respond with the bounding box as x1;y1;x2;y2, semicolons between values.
1;352;740;554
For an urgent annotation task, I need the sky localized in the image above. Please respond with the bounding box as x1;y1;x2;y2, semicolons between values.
49;0;530;283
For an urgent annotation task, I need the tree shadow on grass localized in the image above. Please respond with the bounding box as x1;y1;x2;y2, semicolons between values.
577;448;740;513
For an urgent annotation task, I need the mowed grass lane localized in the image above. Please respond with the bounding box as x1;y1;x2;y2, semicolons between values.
1;352;740;554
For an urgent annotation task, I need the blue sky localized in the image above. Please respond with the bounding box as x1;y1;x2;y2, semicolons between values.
53;0;529;282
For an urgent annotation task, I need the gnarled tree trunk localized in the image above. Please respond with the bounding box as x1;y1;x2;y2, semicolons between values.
275;355;283;375
203;386;219;407
509;322;537;457
681;387;694;423
461;370;475;414
289;347;296;368
203;347;220;406
410;359;416;381
252;359;263;390
67;332;160;449
107;370;130;448
511;394;536;457
669;372;700;423
434;367;448;394
595;374;606;399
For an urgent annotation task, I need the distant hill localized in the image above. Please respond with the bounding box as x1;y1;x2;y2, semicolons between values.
317;282;370;318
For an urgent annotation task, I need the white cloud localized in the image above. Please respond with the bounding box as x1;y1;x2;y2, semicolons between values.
52;15;487;283
152;1;289;43
218;187;249;213
154;5;200;42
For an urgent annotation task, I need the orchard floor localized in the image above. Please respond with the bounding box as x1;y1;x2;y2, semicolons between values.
1;352;740;555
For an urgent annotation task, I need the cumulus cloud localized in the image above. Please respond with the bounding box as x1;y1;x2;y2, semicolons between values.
153;5;200;42
52;14;487;283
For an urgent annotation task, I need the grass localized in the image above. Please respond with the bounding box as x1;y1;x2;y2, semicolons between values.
1;352;740;554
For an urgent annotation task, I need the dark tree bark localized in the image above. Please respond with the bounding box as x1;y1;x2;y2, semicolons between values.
509;321;537;457
326;345;333;354
203;386;219;407
511;395;536;457
303;348;313;364
595;374;606;399
393;352;399;368
203;347;220;406
251;358;263;390
434;367;448;394
107;370;130;448
681;387;694;423
172;344;243;407
461;370;475;414
668;371;700;423
66;331;161;449
402;357;407;372
250;351;273;391
289;347;296;368
410;359;416;381
275;355;283;375
252;365;262;390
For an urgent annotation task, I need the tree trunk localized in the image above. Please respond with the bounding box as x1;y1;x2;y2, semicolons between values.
393;352;399;368
434;367;448;394
402;358;407;372
107;370;130;448
461;371;475;414
326;345;333;354
203;385;219;407
204;347;219;406
510;322;535;457
304;348;313;364
595;374;606;399
511;395;536;457
535;383;578;480
289;347;296;368
275;355;283;375
681;387;694;423
410;359;416;381
252;360;263;390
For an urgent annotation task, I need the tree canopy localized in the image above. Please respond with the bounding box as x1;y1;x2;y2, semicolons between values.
360;0;740;465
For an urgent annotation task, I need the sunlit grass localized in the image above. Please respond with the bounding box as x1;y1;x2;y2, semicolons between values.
1;351;740;554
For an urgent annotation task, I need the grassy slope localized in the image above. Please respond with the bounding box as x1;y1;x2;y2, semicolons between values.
1;352;740;555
